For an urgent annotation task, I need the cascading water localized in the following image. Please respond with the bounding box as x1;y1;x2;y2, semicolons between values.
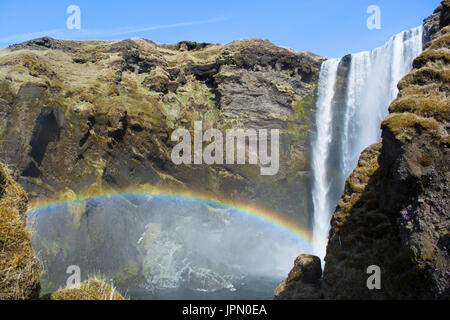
311;26;424;262
311;59;340;262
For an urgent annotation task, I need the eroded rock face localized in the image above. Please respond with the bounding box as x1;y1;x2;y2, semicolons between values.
423;0;450;44
0;37;324;227
274;254;322;299
276;1;449;300
0;163;40;299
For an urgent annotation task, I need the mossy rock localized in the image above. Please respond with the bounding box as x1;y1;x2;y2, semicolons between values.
47;279;125;300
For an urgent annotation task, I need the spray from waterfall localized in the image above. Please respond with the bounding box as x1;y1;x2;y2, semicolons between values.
311;26;423;262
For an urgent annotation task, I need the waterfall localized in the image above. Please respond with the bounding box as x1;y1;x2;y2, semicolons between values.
311;26;423;262
311;59;340;262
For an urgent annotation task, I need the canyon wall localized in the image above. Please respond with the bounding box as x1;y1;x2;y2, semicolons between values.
0;36;324;293
0;38;323;228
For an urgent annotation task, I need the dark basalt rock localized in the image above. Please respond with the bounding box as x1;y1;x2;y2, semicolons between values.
423;0;450;46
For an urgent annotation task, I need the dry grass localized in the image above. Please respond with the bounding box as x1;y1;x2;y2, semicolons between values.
398;67;450;89
388;29;450;140
332;142;382;228
382;112;441;138
48;278;125;300
413;48;450;69
389;94;450;121
0;163;40;299
427;30;450;51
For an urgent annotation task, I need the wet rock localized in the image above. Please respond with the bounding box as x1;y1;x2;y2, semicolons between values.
274;254;322;300
423;0;450;46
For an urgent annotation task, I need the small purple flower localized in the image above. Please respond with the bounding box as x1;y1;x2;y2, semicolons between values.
436;205;442;212
445;250;448;257
407;205;413;212
402;210;410;220
446;271;450;277
433;244;438;249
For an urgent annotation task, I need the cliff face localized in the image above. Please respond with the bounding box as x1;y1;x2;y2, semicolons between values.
0;163;40;299
0;38;323;226
276;1;449;300
423;0;450;43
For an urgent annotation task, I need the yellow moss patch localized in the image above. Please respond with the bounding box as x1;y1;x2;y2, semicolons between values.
399;83;445;97
332;142;381;220
48;279;125;300
382;112;441;138
427;32;450;50
413;48;450;68
389;95;450;120
398;67;450;89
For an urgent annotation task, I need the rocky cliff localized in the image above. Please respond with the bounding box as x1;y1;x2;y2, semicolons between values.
0;37;323;228
0;35;325;294
276;1;449;300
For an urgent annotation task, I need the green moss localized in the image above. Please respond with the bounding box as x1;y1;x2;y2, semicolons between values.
284;95;315;172
214;72;233;81
161;100;182;121
204;109;219;128
288;95;314;141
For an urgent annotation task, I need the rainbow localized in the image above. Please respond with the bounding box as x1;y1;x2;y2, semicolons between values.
27;187;313;247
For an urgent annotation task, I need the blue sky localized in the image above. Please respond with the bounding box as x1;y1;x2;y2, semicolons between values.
0;0;440;57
